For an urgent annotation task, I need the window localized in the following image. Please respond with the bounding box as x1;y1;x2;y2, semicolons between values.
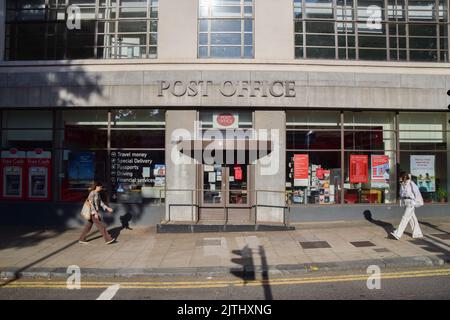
294;0;449;62
1;110;53;150
286;111;450;206
343;112;397;204
399;113;449;203
198;0;254;58
57;110;108;202
286;111;342;205
5;0;159;60
109;109;165;204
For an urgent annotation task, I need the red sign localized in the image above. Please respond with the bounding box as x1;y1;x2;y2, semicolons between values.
234;166;243;181
350;154;369;183
216;114;235;127
316;168;324;179
294;154;309;180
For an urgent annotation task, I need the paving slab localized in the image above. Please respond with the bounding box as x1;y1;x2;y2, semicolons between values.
0;218;449;279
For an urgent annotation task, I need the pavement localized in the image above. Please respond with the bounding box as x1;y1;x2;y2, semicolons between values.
1;217;450;281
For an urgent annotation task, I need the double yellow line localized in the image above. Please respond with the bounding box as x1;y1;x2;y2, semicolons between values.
2;268;450;290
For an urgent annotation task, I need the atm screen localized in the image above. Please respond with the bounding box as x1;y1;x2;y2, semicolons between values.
29;167;48;198
31;175;46;196
5;174;20;196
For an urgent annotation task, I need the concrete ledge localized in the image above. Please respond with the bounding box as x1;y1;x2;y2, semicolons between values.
156;224;296;233
2;255;448;281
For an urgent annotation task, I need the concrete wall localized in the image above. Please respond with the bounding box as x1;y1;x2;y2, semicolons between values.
255;0;294;60
1;200;449;227
0;202;164;228
165;110;198;222
158;0;197;60
0;64;449;110
254;110;286;223
0;0;5;62
289;204;450;223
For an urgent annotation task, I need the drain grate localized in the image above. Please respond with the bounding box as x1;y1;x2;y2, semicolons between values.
350;241;376;248
299;241;332;249
431;233;450;240
196;238;222;247
373;248;390;253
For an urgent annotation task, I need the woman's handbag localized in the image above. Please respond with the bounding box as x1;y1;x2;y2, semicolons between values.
80;200;92;221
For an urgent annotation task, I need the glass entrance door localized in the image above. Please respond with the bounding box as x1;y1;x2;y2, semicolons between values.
203;164;224;206
227;164;248;206
200;164;251;222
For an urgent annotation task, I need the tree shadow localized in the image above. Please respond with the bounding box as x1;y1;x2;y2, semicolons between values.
0;238;79;288
363;210;395;237
408;237;450;257
0;64;104;286
418;220;450;235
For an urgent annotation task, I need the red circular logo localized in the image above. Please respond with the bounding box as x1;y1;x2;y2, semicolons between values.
216;114;235;127
10;148;17;155
35;148;43;155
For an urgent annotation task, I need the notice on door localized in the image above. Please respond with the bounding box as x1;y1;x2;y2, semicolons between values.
350;154;369;184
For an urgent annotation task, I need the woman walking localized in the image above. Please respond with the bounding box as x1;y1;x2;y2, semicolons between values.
391;172;424;240
79;182;115;245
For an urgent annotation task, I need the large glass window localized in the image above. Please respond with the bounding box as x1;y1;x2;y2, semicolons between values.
198;0;254;58
287;111;450;206
5;0;159;60
57;110;108;202
1;110;53;150
110;109;165;204
294;0;449;62
343;112;397;204
399;112;449;203
286;111;342;205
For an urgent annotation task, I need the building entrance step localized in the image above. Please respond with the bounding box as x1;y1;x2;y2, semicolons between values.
156;223;295;233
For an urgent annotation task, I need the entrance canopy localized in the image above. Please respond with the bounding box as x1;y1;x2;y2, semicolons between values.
176;138;273;164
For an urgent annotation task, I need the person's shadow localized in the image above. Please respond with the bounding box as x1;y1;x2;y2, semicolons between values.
363;210;395;237
120;212;133;230
108;212;133;240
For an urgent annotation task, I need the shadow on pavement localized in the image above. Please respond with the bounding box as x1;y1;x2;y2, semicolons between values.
230;244;273;300
0;239;79;288
418;220;450;235
363;211;449;259
363;210;395;236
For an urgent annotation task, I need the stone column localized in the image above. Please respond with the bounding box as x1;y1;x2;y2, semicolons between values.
254;111;286;223
158;0;197;60
254;0;294;60
165;110;198;222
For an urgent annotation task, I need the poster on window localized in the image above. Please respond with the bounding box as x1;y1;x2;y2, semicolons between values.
294;154;309;187
68;152;95;189
350;154;369;184
371;155;390;189
411;155;435;192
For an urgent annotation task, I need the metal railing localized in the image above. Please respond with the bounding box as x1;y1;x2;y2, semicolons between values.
163;188;291;226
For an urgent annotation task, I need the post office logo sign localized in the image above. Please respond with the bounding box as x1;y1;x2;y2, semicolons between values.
213;113;238;129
